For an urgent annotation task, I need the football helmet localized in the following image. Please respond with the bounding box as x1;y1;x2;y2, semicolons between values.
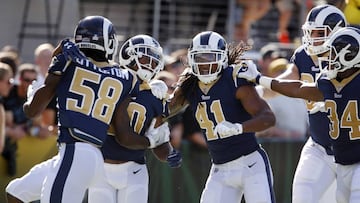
319;27;360;79
74;16;118;61
119;35;164;82
188;31;228;84
302;4;347;55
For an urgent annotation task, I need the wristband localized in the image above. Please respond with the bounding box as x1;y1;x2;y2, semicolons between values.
147;136;156;148
235;123;243;134
259;76;273;90
255;75;261;84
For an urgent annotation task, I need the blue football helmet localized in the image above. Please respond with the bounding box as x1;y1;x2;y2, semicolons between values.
74;16;118;61
188;31;228;84
119;34;164;82
319;27;360;79
302;4;347;55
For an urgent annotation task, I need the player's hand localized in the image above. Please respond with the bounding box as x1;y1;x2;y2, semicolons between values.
167;149;182;168
26;80;43;104
214;121;243;137
149;79;168;100
61;39;86;62
309;101;326;114
145;119;170;148
236;60;261;83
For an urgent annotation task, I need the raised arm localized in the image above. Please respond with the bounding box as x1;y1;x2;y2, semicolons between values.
236;61;324;101
23;73;59;118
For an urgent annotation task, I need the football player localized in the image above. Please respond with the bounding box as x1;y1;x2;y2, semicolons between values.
88;34;181;203
5;16;169;203
251;4;347;203
238;26;360;203
166;31;276;203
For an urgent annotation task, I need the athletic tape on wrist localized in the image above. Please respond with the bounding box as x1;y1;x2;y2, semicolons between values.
259;76;273;89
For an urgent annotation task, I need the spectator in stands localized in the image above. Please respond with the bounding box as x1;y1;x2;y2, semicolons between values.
258;43;287;74
275;0;299;43
256;58;308;139
343;0;360;27
33;43;57;131
2;63;52;176
0;45;21;68
234;0;271;42
164;48;188;79
34;43;54;84
0;63;13;154
0;52;19;81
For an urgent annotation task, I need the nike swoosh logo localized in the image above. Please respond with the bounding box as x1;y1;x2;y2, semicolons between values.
133;168;141;174
248;162;256;168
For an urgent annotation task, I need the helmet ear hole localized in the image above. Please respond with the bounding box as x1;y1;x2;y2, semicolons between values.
125;47;135;57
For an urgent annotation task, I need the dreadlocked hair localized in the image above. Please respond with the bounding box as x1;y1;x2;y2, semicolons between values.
177;68;198;103
228;41;252;64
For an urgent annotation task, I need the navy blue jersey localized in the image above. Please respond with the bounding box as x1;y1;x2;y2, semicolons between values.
187;66;259;164
291;46;332;151
102;83;168;163
48;55;138;146
317;71;360;165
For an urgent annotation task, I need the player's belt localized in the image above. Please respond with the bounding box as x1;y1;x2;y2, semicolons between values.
104;159;129;164
68;128;103;147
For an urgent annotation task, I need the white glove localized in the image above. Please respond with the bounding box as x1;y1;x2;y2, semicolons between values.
145;119;170;148
214;121;243;137
26;80;43;104
149;79;168;100
236;60;261;82
309;101;326;114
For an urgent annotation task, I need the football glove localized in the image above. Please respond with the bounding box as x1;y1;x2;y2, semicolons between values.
309;101;326;114
26;80;43;104
236;60;274;89
214;121;243;137
167;149;182;168
236;60;260;82
149;79;168;100
145;119;170;148
61;39;86;62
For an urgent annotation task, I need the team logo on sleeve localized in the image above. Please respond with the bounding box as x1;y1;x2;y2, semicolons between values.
238;62;248;73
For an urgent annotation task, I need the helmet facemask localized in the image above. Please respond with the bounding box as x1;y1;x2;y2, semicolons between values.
319;44;358;79
188;49;227;84
302;21;343;56
302;22;331;55
120;36;164;82
319;47;341;79
188;31;228;84
132;44;164;82
301;5;347;56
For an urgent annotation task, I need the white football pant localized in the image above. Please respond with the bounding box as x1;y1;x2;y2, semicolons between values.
292;137;337;203
200;148;275;203
88;161;149;203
